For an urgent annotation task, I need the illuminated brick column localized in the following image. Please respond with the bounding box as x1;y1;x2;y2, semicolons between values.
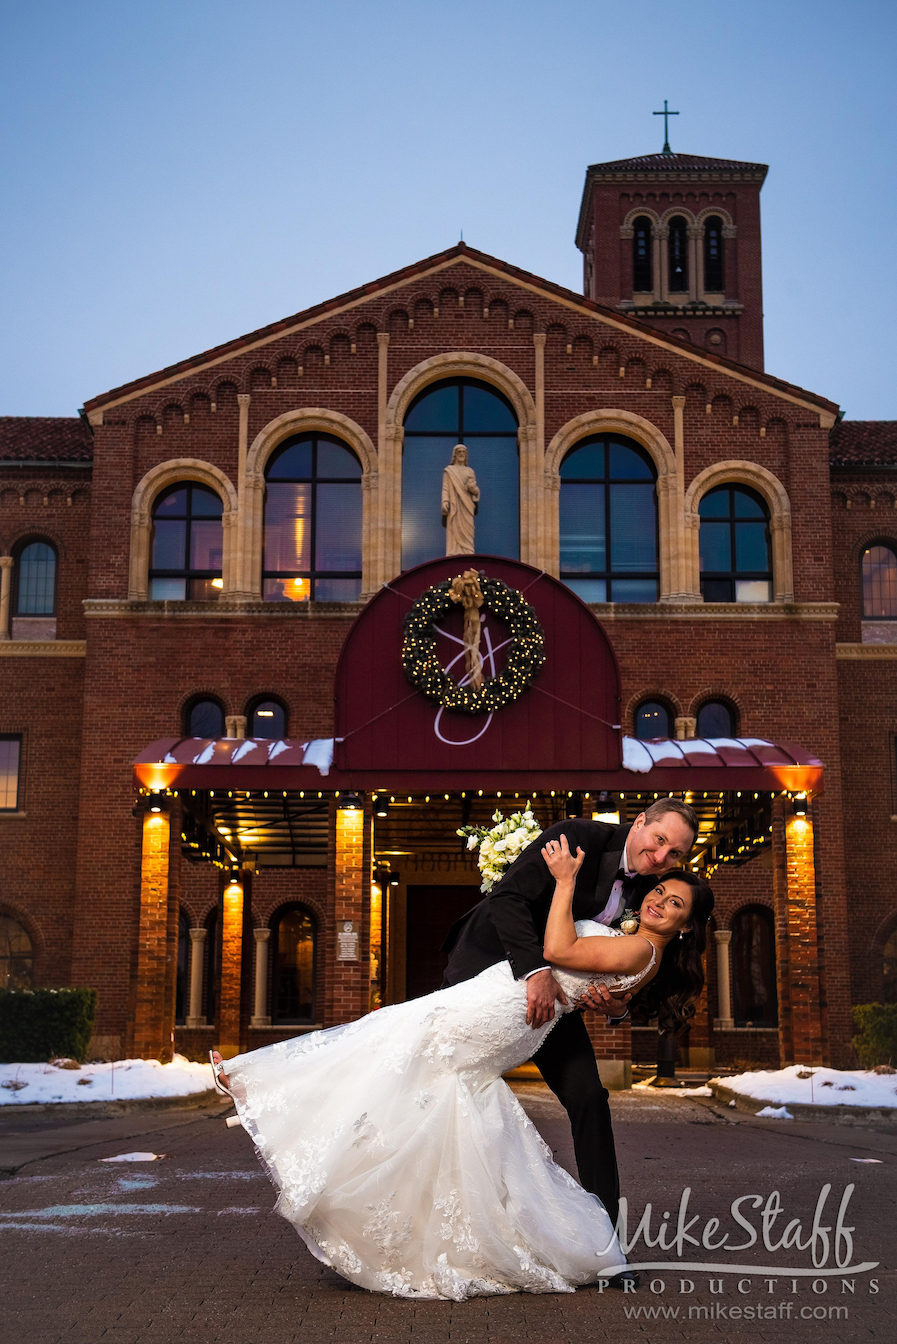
132;809;172;1059
773;797;825;1065
329;802;370;1026
218;877;245;1058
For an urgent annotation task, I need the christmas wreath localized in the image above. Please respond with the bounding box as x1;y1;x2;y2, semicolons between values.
402;572;545;715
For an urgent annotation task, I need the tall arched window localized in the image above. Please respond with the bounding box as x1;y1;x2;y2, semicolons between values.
697;701;735;738
401;378;519;570
862;544;897;618
704;216;724;292
731;907;777;1026
635;701;670;740
560;435;658;602
175;911;190;1025
186;698;225;738
273;907;316;1024
0;914;33;989
668;217;689;293
250;699;287;739
15;541;57;615
150;484;223;600
263;434;362;601
632;216;653;292
699;485;772;603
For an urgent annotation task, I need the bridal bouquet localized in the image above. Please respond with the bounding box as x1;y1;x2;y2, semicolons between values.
457;806;543;892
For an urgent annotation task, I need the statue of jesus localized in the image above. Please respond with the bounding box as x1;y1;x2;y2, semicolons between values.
441;444;480;556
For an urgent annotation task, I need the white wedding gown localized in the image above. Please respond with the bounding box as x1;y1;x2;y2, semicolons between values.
224;921;653;1300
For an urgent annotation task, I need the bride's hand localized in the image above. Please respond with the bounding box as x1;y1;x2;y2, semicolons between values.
542;832;585;884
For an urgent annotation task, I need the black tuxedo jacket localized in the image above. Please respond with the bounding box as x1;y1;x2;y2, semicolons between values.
442;819;655;986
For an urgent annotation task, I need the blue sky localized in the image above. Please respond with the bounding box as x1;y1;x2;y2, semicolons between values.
1;1;894;418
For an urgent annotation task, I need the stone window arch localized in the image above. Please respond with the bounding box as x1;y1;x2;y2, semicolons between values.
698;483;773;604
149;481;224;601
129;460;237;602
685;462;793;603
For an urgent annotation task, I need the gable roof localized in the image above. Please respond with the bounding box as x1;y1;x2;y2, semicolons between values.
0;416;93;463
830;421;897;467
83;242;836;420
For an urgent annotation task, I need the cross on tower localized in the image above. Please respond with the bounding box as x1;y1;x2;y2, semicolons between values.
653;100;679;154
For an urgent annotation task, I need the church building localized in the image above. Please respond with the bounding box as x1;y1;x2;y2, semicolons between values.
2;141;895;1083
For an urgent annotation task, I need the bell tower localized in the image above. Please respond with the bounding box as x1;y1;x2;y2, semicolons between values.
576;144;768;370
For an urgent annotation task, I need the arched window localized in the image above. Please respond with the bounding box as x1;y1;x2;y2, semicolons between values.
186;698;225;738
697;701;735;738
175;911;190;1025
704;216;724;292
668;216;689;293
0;914;33;989
402;377;519;570
273;907;317;1024
862;544;897;619
560;434;658;602
15;541;57;615
263;434;362;602
250;699;287;739
883;928;897;1003
632;216;653;292
149;484;223;600
699;485;772;603
731;907;777;1026
635;701;670;740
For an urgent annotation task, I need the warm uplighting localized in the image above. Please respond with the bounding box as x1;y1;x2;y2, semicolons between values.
591;810;620;824
793;794;808;815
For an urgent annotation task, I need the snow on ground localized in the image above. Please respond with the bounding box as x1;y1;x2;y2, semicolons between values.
0;1055;214;1105
715;1064;897;1109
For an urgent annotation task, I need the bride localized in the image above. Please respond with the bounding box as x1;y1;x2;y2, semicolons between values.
212;835;714;1300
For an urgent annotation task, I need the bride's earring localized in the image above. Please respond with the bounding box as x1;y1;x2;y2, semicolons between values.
679;931;685;940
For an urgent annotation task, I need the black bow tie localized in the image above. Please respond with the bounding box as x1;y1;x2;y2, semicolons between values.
615;869;641;902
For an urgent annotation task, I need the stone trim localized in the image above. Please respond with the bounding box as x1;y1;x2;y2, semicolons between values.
128;459;238;602
0;639;86;655
836;642;897;658
685;460;794;603
83;598;363;618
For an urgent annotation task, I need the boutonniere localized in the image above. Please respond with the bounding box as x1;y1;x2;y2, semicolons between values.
619;908;640;935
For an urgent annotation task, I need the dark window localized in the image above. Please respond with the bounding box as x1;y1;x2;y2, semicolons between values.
187;699;225;738
632;216;653;292
263;434;362;602
862;544;897;618
697;701;735;738
560;434;658;603
175;911;190;1025
401;378;519;570
699;485;772;603
273;907;316;1024
16;541;57;615
204;908;219;1025
150;484;223;600
0;914;33;989
251;699;286;738
635;702;670;740
731;907;777;1026
668;216;689;293
883;928;897;1003
0;735;21;811
704;216;724;291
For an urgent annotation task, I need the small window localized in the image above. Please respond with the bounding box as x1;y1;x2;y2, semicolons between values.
0;914;33;989
699;485;772;603
273;907;316;1024
862;544;897;618
632;216;653;292
250;700;286;738
175;911;190;1025
635;702;670;740
704;216;724;291
560;434;658;603
697;701;735;738
0;736;22;811
668;216;689;293
187;699;225;738
731;907;777;1026
150;483;224;600
16;541;57;615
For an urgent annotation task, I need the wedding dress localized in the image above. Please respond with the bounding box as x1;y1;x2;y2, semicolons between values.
225;921;654;1300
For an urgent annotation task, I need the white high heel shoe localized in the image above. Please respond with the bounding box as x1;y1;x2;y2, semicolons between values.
210;1052;243;1128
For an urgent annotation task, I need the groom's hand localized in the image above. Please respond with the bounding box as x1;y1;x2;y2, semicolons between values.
526;969;568;1029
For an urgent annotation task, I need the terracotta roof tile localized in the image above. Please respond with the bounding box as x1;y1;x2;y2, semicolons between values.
585;151;768;174
0;416;93;463
829;421;897;466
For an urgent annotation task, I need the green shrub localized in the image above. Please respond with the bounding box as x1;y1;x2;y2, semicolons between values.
851;1002;897;1069
0;988;97;1063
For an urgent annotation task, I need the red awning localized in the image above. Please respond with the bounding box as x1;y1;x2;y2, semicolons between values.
133;735;823;796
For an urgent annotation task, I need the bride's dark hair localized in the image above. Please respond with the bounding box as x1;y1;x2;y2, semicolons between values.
630;870;715;1035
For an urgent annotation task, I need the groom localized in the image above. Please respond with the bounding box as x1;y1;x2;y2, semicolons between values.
442;798;698;1228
